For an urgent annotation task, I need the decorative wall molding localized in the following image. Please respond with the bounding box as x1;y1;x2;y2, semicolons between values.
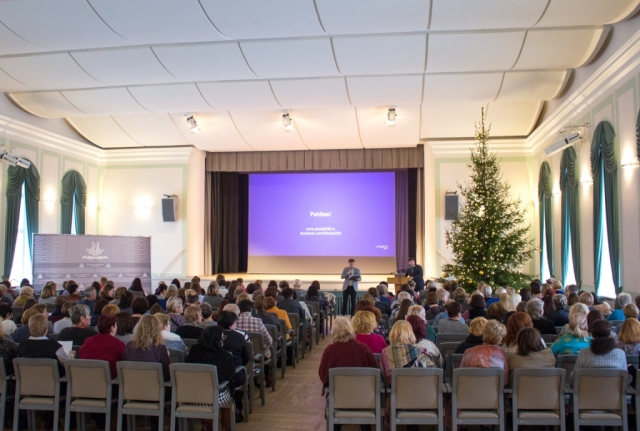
0;114;192;166
426;138;529;157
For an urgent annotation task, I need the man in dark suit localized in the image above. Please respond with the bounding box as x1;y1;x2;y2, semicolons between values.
406;257;425;292
277;286;305;322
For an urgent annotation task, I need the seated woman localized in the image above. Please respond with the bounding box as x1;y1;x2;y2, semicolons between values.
547;294;570;327
187;325;237;431
355;294;386;339
486;302;507;322
460;319;509;383
14;286;34;307
202;282;223;309
254;294;281;341
0;319;17;375
406;315;442;366
114;312;135;344
462;293;487;320
38;283;57;305
380;320;436;383
123;314;170;381
155;313;188;353
389;297;412;328
618;317;640;355
455;317;488;354
573;319;626;383
551;313;591;356
352;311;387;354
218;311;250;423
79;315;125;377
90;298;109;326
0;304;17;336
558;303;589;336
502;312;534;357
175;305;204;340
166;297;186;332
117;291;135;315
130;297;149;325
508;327;555;383
265;296;292;337
407;305;436;343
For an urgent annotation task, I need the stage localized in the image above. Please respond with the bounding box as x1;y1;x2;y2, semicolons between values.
197;273;393;292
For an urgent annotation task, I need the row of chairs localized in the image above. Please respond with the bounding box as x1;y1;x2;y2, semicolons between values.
326;366;634;431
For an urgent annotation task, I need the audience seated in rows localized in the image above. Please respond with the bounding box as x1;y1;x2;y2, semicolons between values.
455;317;488;354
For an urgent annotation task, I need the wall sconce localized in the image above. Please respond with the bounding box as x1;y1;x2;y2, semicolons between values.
552;189;561;197
580;178;593;185
621;161;640;168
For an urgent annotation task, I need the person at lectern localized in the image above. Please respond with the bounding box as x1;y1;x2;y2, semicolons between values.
405;257;425;292
341;259;361;317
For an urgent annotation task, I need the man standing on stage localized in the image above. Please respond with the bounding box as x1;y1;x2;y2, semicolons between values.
340;258;361;316
406;257;425;292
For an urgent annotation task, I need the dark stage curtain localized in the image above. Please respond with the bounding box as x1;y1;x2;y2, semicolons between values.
395;170;409;270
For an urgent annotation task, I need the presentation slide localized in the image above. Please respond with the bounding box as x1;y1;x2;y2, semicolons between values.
248;172;396;273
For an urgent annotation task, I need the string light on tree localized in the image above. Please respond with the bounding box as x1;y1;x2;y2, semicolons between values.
439;109;535;292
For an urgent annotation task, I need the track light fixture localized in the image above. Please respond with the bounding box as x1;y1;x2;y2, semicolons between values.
185;114;200;133
282;112;294;132
387;107;397;127
0;144;30;169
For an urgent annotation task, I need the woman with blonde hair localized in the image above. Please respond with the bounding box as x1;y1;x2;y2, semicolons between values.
352;311;387;354
318;317;377;390
380;321;435;382
455;317;488;354
123;315;169;377
618;318;640;355
499;293;515;312
203;281;223;308
109;286;127;305
101;304;120;316
551;313;591;356
166;296;186;331
460;319;509;383
508;293;522;312
558;302;589;335
14;286;34;307
38;283;57;305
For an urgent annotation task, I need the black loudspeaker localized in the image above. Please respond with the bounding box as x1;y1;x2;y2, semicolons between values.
445;195;459;220
162;198;178;222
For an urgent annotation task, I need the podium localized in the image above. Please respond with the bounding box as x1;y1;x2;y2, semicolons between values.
387;276;410;294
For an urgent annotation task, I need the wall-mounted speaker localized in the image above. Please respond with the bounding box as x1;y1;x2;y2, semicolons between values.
162;197;178;222
445;194;459;220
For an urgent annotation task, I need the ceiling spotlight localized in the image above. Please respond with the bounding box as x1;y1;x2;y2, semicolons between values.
282;112;294;132
0;144;29;169
387;107;397;127
185;115;200;133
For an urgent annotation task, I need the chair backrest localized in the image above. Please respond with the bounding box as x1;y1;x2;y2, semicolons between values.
329;368;380;410
65;359;111;400
169;349;185;364
513;368;565;411
381;314;389;322
436;333;467;346
13;358;59;397
373;353;381;368
453;368;503;410
392;368;442;410
248;332;266;356
451;353;464;370
555;326;563;335
304;301;319;316
574;368;627;411
278;319;289;343
627;354;639;367
117;361;164;402
439;342;461;362
555;354;578;377
541;334;558;344
48;333;58;342
264;324;279;349
170;363;218;405
183;338;198;351
288;313;300;337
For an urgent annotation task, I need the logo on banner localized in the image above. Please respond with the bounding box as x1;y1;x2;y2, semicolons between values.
82;242;108;260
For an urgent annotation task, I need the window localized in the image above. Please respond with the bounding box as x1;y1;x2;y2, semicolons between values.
71;194;77;235
597;169;616;298
564;229;577;287
9;185;32;284
540;211;551;281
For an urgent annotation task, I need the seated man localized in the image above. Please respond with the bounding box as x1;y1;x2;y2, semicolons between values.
58;304;97;347
277;287;305;322
436;301;469;335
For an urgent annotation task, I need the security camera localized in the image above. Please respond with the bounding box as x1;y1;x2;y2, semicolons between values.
564;132;581;144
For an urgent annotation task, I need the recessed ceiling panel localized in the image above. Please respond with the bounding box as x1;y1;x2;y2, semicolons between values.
0;0;127;50
240;38;339;79
315;0;430;34
62;88;151;116
0;69;32;92
536;0;640;27
68;116;142;148
427;31;525;72
72;47;177;86
112;114;188;146
0;53;101;90
128;84;213;113
200;0;324;39
347;75;423;106
197;81;281;110
270;78;350;108
230;110;307;151
514;28;606;70
169;112;253;152
356;105;420;148
0;22;40;56
486;101;543;135
87;0;226;43
424;73;503;102
430;0;548;30
294;107;362;149
421;102;487;138
333;34;427;75
497;71;568;101
153;43;256;82
10;91;88;118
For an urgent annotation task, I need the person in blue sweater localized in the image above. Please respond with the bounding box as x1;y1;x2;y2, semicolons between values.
607;292;632;321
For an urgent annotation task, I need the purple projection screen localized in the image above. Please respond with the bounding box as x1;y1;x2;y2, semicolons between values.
248;172;396;274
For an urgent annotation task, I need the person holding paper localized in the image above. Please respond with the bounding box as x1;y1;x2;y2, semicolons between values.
341;259;361;317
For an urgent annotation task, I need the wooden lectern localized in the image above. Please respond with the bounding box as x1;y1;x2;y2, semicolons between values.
387;276;410;294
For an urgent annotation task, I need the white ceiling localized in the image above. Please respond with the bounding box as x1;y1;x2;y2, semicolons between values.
1;0;639;150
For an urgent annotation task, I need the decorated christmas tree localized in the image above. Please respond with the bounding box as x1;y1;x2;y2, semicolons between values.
441;109;535;291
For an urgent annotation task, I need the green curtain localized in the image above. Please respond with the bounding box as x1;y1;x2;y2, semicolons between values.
60;170;86;235
559;147;581;288
538;162;554;277
591;121;620;295
3;161;40;279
